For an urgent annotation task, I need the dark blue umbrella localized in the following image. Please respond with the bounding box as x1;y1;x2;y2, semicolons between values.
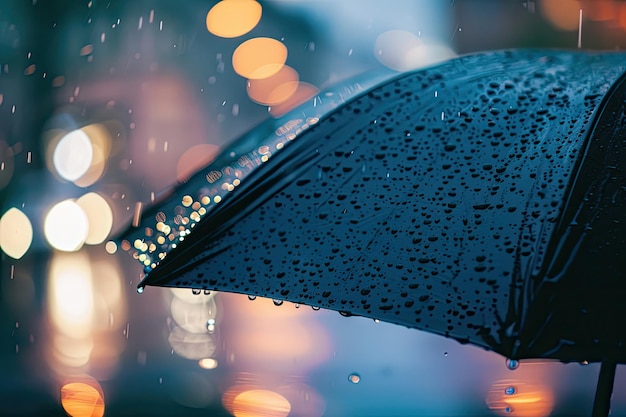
119;50;626;416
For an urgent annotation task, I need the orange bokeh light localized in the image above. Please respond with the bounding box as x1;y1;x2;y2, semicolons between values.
247;65;299;106
486;380;554;417
540;0;581;31
206;0;262;38
176;143;220;182
232;37;287;80
60;381;105;417
232;389;291;417
269;82;319;117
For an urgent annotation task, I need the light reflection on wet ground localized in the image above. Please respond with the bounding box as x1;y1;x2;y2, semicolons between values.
2;0;626;415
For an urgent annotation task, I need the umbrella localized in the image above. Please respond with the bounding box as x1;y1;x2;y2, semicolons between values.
119;50;626;416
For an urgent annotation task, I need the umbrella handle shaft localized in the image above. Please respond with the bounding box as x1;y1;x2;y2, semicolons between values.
592;360;617;417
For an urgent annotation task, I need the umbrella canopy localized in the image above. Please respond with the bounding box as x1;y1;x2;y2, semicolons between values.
120;49;626;366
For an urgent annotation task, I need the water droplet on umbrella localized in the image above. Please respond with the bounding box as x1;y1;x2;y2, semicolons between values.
272;299;283;306
207;318;216;333
311;306;320;311
505;386;516;395
137;286;144;294
504;406;513;413
192;288;201;295
248;295;257;301
506;358;519;370
203;289;211;295
348;373;361;384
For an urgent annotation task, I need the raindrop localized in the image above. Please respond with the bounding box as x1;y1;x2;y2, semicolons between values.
311;306;320;311
137;286;145;294
444;352;448;357
505;386;516;395
294;303;300;308
504;406;513;413
247;295;257;301
506;358;519;370
207;318;216;333
348;373;361;384
580;360;589;366
272;299;284;306
192;288;201;295
203;289;211;295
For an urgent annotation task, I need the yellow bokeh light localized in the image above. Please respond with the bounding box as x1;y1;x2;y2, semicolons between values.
53;129;94;182
73;124;112;188
76;193;113;245
232;390;291;417
269;82;319;117
105;241;117;254
198;358;218;369
206;0;262;38
51;334;94;369
540;0;582;31
44;200;89;252
61;381;105;417
232;37;287;80
48;252;94;339
247;65;299;106
0;207;33;259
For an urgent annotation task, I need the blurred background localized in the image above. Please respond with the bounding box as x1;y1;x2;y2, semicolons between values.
1;0;626;416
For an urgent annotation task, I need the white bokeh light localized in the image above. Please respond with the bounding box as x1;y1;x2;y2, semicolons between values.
0;207;33;259
76;192;113;245
53;129;94;182
44;200;89;252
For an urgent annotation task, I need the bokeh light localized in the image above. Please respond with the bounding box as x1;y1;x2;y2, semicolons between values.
53;129;94;182
44;200;89;252
105;241;118;254
540;0;581;31
168;326;217;360
176;144;220;183
247;65;299;106
73;123;112;188
232;389;291;417
60;381;105;417
486;380;554;417
269;82;319;117
225;295;331;371
232;37;287;79
171;295;217;333
206;0;262;38
76;192;113;245
0;207;33;259
374;30;456;72
48;252;94;339
198;358;218;370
